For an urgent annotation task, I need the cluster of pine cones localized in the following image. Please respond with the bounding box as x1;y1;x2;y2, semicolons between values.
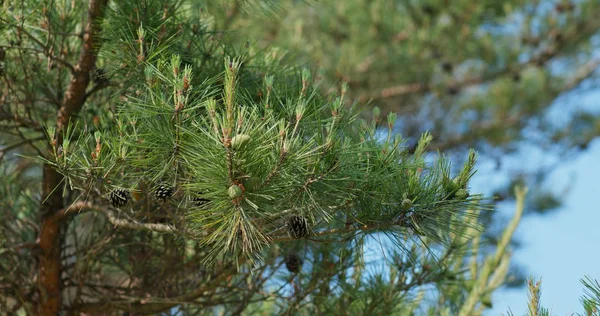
108;184;175;208
110;187;310;239
109;185;309;273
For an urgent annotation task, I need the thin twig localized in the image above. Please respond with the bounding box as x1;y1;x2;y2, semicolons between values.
56;201;176;233
0;30;75;73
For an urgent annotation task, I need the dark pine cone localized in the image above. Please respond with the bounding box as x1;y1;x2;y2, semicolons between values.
192;191;210;206
441;61;453;73
285;253;302;274
287;215;309;239
109;188;130;208
193;195;210;207
155;184;173;201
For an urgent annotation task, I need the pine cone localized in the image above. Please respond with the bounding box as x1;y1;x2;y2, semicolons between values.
455;188;470;200
193;194;210;206
287;215;309;239
228;185;243;199
155;184;173;201
285;253;302;274
441;62;453;73
109;188;130;207
401;198;413;211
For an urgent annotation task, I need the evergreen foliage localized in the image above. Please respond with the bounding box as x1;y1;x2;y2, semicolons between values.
0;0;597;314
229;0;600;232
230;0;600;154
509;276;600;316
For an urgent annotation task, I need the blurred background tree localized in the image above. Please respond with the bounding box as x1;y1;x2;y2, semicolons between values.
228;0;600;154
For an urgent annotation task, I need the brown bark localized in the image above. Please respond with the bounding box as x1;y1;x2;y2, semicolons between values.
37;0;109;315
38;165;65;315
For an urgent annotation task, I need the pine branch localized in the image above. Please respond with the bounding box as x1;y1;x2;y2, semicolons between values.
458;186;526;316
359;17;599;103
428;57;600;152
0;136;45;161
0;26;76;73
72;261;242;314
4;0;599;314
59;201;176;233
526;278;543;316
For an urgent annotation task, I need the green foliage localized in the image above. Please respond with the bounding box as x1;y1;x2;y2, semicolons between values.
221;0;600;295
509;276;600;316
581;276;600;316
48;52;485;265
228;0;600;153
0;0;561;314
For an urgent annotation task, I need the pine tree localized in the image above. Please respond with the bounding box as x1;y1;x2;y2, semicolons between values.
0;1;529;314
225;0;600;289
230;0;600;155
229;0;600;239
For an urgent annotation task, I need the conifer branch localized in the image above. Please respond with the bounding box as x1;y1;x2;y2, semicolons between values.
0;43;75;73
526;278;543;316
56;201;176;233
0;136;45;161
72;261;243;313
2;0;599;314
272;222;400;243
429;58;599;152
83;79;111;103
362;48;598;103
260;149;287;188
458;186;526;316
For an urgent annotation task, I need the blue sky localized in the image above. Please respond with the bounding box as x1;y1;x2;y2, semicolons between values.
484;138;600;315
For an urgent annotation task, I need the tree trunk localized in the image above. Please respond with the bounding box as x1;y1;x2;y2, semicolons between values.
36;0;108;314
37;165;65;315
